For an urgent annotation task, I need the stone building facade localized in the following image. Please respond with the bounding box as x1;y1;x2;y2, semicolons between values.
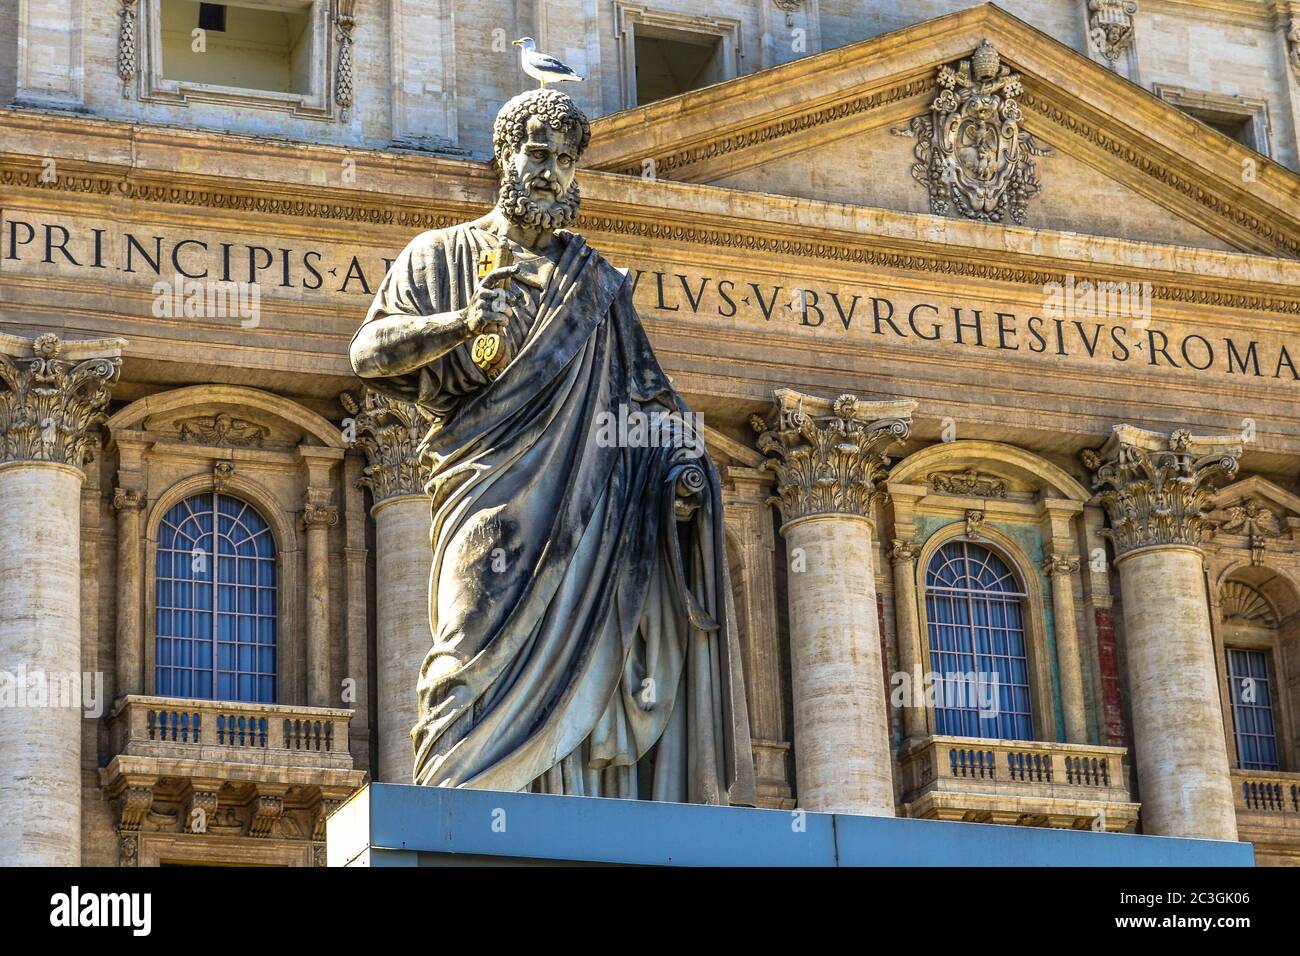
2;0;1300;865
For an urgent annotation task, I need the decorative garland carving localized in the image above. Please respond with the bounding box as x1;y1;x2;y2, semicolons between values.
340;389;431;502
928;469;1007;498
895;40;1051;224
1088;0;1138;62
1082;426;1240;558
117;0;139;98
752;392;911;522
336;0;357;122
0;334;121;469
176;413;270;448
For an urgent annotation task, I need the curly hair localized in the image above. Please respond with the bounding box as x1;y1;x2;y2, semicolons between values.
492;89;591;164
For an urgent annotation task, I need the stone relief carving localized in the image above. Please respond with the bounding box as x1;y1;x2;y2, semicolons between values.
1082;426;1240;557
175;413;270;447
752;392;911;522
1218;498;1282;566
928;468;1007;498
117;0;139;98
1043;553;1081;576
1220;580;1277;627
965;509;986;538
894;39;1051;225
0;333;121;468
340;389;431;502
1088;0;1138;62
336;0;357;122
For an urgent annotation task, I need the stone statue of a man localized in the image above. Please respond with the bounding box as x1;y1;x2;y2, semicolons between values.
350;89;755;806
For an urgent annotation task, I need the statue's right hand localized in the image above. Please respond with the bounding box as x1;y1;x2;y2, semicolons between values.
465;264;522;336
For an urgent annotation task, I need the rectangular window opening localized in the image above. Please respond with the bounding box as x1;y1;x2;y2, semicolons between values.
161;0;315;96
633;29;725;106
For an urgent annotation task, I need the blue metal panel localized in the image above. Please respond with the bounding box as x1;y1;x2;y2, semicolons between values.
328;784;1256;868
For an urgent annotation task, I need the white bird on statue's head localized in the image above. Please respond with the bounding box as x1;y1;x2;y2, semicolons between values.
512;37;584;89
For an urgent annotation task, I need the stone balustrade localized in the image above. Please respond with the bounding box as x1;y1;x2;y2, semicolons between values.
899;735;1139;832
100;694;366;865
1232;769;1300;866
108;694;356;771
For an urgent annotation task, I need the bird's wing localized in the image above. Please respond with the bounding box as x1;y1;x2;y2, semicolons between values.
529;53;579;76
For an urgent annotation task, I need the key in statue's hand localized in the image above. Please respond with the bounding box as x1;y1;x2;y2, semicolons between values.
466;264;523;378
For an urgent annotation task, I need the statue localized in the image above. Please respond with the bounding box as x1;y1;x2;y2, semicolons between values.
350;89;756;806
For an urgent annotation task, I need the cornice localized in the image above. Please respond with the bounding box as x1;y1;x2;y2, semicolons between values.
4;152;1300;319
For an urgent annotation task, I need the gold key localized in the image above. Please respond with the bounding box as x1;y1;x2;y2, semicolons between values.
472;244;514;380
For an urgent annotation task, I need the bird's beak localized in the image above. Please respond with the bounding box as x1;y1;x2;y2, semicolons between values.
511;39;522;47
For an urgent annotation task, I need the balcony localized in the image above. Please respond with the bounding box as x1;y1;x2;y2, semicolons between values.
1232;769;1300;866
99;695;367;866
898;735;1139;832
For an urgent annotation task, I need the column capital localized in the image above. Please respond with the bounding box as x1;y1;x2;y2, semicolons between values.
751;388;915;524
112;487;147;512
301;503;339;530
1043;553;1081;576
341;389;431;504
889;538;921;563
1082;424;1240;559
0;332;125;471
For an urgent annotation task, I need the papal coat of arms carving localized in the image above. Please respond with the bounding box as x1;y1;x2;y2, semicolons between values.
896;39;1051;225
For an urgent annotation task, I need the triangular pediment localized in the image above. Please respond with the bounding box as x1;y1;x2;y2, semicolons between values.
586;3;1300;258
1211;475;1300;528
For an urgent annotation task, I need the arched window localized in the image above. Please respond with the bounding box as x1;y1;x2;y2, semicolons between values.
925;540;1032;741
155;493;277;703
1221;580;1282;771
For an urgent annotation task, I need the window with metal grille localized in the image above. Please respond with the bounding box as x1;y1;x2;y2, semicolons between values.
925;540;1033;740
1227;648;1280;771
155;493;277;703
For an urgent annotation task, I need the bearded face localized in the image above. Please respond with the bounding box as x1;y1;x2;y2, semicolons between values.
496;118;582;232
497;165;581;231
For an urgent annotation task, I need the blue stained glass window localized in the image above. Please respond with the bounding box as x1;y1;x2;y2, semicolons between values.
1227;648;1279;771
155;493;277;703
924;540;1034;741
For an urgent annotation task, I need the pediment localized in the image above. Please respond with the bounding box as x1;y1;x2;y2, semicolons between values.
1211;475;1300;535
586;3;1300;258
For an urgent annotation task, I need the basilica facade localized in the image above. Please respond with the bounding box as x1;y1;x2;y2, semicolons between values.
2;0;1300;866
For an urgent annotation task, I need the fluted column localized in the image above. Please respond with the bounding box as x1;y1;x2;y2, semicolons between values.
1084;425;1240;841
754;389;915;815
889;539;927;745
1043;553;1087;743
112;486;146;700
0;332;123;866
344;389;432;783
301;501;337;709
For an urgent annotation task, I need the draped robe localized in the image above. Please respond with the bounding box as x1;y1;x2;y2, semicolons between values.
353;222;756;806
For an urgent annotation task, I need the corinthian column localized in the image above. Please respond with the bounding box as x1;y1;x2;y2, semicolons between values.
754;389;915;815
344;389;432;783
1084;425;1240;841
0;332;123;866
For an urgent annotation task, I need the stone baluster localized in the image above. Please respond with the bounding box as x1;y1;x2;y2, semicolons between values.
0;332;124;866
344;389;432;783
1083;425;1240;840
754;389;915;815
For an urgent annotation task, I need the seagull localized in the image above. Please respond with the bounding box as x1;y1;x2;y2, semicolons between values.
512;37;584;88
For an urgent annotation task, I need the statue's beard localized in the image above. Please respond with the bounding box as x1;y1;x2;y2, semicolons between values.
497;168;580;231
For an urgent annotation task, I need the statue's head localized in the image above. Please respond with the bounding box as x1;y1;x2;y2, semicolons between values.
492;88;590;232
